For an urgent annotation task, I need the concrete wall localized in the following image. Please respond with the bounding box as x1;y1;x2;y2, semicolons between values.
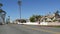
48;22;60;25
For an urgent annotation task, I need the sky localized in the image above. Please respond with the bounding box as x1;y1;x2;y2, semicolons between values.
0;0;60;21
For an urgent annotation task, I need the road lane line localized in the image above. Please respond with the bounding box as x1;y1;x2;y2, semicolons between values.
23;25;60;34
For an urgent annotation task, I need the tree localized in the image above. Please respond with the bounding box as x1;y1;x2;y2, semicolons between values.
35;15;41;21
16;19;26;23
0;3;3;8
55;10;59;17
18;0;22;22
0;3;6;24
29;15;41;22
30;17;36;22
21;19;26;23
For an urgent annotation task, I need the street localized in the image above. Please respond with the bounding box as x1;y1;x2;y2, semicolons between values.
0;24;60;34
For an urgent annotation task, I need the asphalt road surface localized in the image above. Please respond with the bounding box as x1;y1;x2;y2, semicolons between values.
0;24;60;34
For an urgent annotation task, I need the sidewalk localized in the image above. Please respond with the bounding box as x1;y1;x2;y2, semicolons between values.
18;22;48;25
18;22;39;25
17;22;60;26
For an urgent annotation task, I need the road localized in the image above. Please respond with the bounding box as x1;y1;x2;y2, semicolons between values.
0;24;60;34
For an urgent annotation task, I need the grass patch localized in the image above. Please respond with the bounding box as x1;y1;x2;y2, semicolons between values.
39;25;60;28
53;26;60;28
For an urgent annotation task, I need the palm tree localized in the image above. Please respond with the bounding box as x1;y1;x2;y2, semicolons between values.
18;0;22;23
0;3;6;24
0;3;3;9
0;9;6;24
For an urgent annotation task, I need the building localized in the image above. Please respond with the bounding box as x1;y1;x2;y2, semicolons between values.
40;11;60;22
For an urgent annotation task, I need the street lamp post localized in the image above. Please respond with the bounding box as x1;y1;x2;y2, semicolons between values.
18;0;22;23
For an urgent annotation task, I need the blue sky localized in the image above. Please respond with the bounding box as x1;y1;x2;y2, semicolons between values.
0;0;60;20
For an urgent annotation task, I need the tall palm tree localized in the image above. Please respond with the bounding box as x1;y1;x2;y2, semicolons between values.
18;0;22;22
0;9;6;24
0;3;6;24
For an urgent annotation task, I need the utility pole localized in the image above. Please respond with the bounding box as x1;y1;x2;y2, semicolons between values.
18;0;22;22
